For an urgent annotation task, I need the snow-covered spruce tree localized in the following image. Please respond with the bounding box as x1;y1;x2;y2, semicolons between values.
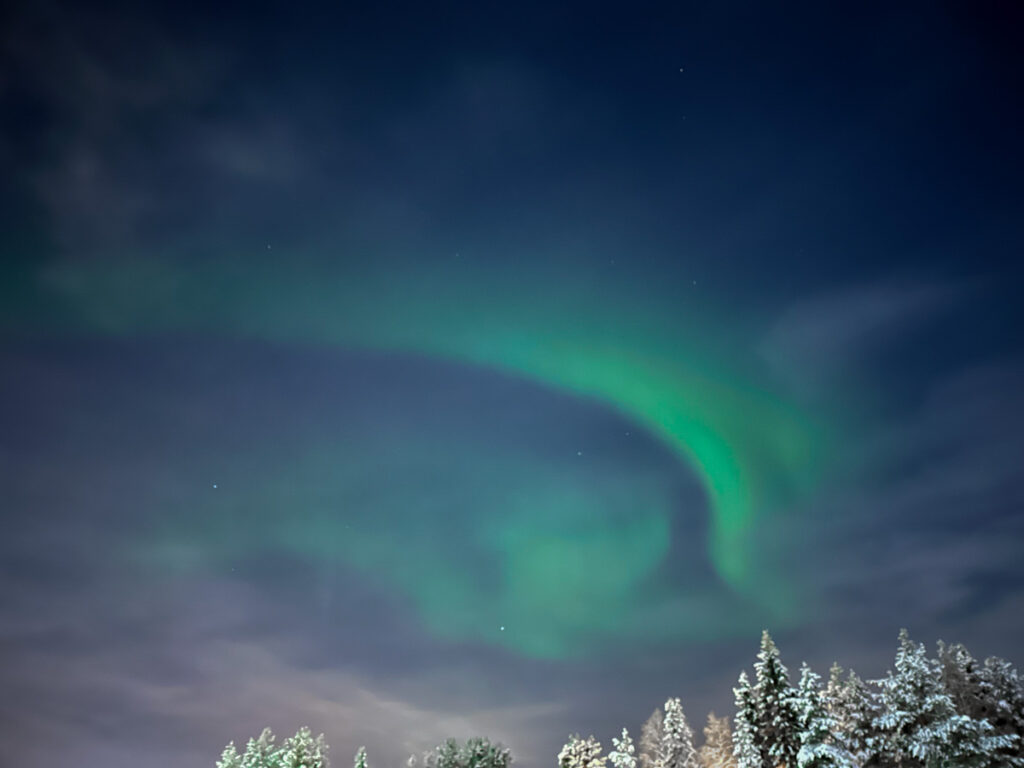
241;728;283;768
938;641;987;720
824;664;845;714
559;734;607;768
279;726;329;768
434;739;463;768
609;728;637;768
752;630;800;768
732;672;760;768
872;629;1018;768
216;727;329;768
661;698;699;768
463;737;513;768
422;737;512;768
793;664;854;768
353;746;369;768
979;656;1024;747
939;641;1024;766
218;742;244;768
639;708;664;768
823;664;876;766
698;713;735;768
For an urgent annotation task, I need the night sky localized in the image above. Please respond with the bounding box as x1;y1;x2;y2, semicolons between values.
2;1;1023;766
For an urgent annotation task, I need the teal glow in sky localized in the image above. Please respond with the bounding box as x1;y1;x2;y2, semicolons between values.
39;249;829;655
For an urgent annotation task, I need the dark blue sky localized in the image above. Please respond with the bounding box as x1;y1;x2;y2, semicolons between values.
1;2;1023;767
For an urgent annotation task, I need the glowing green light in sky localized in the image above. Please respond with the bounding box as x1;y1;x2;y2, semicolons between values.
36;248;828;651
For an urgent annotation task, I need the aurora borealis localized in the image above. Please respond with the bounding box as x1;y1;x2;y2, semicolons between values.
43;250;825;621
2;2;1024;767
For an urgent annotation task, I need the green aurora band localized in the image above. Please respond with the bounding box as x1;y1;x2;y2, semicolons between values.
29;249;832;656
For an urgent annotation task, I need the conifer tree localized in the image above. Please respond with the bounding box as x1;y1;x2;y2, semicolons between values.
823;665;851;749
216;727;328;768
732;672;760;768
421;737;511;768
353;746;369;768
463;737;513;768
938;641;987;720
639;708;664;768
873;629;1017;767
752;631;800;768
823;666;876;766
609;728;637;768
698;713;735;768
661;698;698;768
435;739;463;768
793;664;855;768
979;656;1024;754
559;735;606;768
279;726;329;768
242;728;283;768
939;642;1024;766
218;742;243;768
823;664;846;723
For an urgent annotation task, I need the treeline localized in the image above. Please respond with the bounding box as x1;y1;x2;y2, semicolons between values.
215;629;1024;768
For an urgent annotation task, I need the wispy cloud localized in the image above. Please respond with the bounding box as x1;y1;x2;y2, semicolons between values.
0;564;566;768
2;1;317;252
778;358;1024;658
760;281;957;395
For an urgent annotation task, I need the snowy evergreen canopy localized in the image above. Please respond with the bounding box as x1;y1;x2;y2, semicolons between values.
752;630;801;768
793;664;855;768
639;708;664;768
732;672;760;768
823;664;877;766
608;728;637;768
559;734;607;768
423;737;512;768
660;698;698;768
216;727;328;768
938;641;1024;767
698;713;735;768
218;742;243;768
872;629;1019;768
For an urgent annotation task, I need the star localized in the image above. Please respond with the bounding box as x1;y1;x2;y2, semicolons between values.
213;483;218;489
500;626;505;631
